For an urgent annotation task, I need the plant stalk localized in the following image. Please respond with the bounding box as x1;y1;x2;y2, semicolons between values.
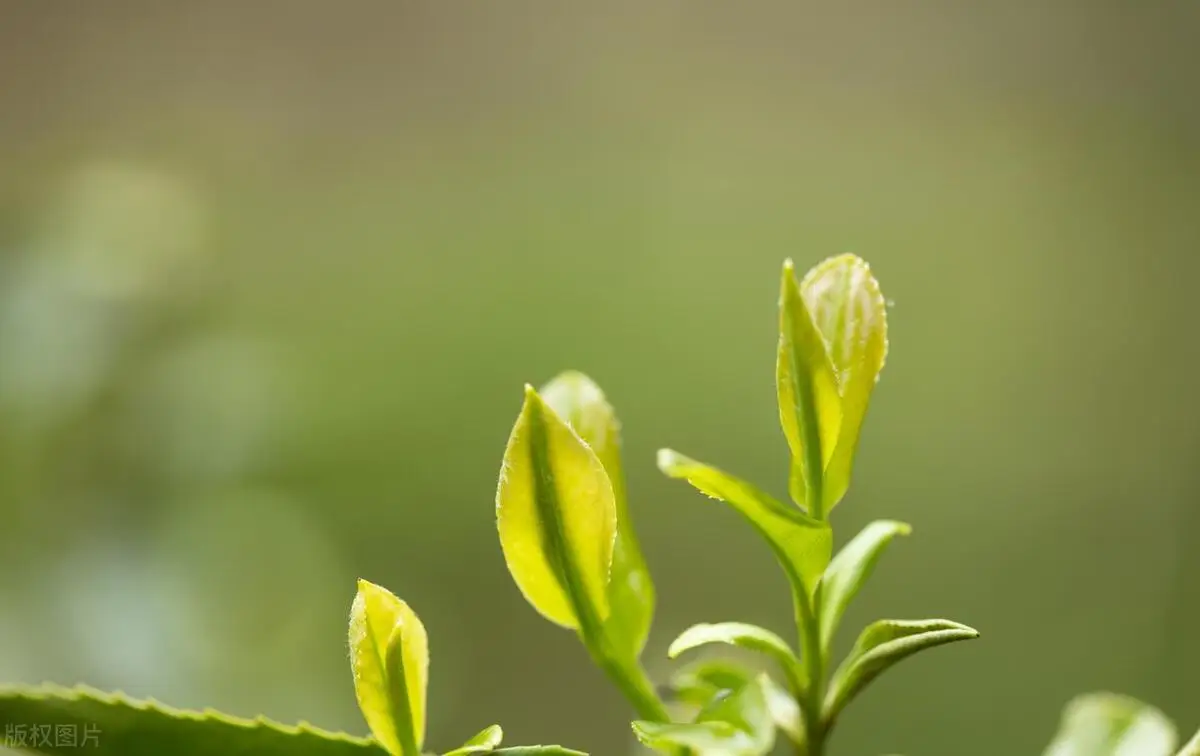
793;583;826;756
589;646;671;723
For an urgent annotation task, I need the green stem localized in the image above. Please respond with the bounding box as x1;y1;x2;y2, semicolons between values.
526;397;677;746
589;645;670;723
792;583;826;756
801;602;825;756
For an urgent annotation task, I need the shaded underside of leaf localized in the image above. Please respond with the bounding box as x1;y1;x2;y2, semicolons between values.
1042;692;1178;756
637;675;775;756
667;659;757;708
824;619;979;723
0;684;388;756
667;622;800;689
633;720;753;755
657;449;831;598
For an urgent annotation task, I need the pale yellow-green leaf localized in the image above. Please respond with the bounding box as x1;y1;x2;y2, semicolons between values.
760;674;804;745
349;579;428;756
800;254;888;512
634;675;775;756
777;259;842;514
443;724;504;755
668;623;800;686
1043;693;1177;756
496;385;617;630
540;371;654;658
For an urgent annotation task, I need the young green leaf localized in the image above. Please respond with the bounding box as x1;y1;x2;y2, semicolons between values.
632;720;753;756
824;619;978;725
657;449;832;597
634;676;775;756
1042;693;1177;756
489;748;588;755
0;683;388;756
496;385;617;631
819;520;912;654
667;659;757;708
540;371;654;659
667;622;801;690
777;258;842;515
800;254;888;513
443;724;504;755
349;579;429;756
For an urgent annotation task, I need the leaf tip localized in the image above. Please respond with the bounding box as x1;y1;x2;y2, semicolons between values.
665;627;698;659
656;448;679;473
630;720;655;743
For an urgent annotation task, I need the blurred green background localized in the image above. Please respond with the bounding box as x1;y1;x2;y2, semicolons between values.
1;3;1198;755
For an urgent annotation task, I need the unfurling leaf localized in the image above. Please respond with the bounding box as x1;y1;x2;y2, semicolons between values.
0;683;387;756
824;619;978;725
1042;693;1177;756
349;579;429;756
443;724;504;755
776;255;889;517
800;254;888;512
668;622;800;689
540;371;654;659
496;385;617;631
657;449;831;597
634;676;775;756
819;520;911;654
777;258;842;515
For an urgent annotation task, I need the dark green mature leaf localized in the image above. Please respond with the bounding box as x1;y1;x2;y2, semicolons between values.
667;623;800;690
443;724;503;755
1042;693;1177;756
540;371;654;660
0;684;388;756
824;619;979;724
819;520;911;655
657;449;831;598
776;259;842;515
634;676;774;756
